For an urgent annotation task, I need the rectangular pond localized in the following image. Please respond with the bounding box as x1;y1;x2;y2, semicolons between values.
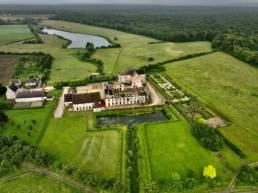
96;111;168;127
42;27;111;48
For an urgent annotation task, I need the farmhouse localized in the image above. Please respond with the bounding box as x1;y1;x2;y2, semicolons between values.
63;69;150;111
104;69;149;107
15;90;50;103
64;92;104;111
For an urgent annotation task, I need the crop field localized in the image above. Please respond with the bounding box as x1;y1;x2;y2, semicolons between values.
137;107;240;192
0;172;82;193
41;20;212;75
0;25;34;45
164;52;258;161
0;55;20;85
40;112;125;180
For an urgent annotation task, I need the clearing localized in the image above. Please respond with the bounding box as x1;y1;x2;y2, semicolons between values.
164;52;258;161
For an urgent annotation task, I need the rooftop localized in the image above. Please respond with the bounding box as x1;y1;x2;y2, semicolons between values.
72;92;101;105
16;90;47;99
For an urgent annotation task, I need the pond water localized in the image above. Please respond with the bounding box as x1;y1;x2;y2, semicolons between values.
96;111;168;127
42;27;111;48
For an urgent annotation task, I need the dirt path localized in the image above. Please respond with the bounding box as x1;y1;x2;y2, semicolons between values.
54;87;69;118
210;161;258;193
0;167;95;193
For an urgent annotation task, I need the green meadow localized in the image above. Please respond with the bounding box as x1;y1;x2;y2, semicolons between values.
41;20;212;76
39;111;126;180
164;52;258;161
0;25;34;45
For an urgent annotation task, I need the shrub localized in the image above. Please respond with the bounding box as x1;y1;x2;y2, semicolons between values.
192;123;224;151
0;84;7;95
0;112;8;125
238;165;258;184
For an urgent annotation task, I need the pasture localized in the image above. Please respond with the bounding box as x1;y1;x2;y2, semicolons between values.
0;55;20;85
39;111;125;180
41;20;212;75
0;172;82;193
0;25;34;45
164;52;258;161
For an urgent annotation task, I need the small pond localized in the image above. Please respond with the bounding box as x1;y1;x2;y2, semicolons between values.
42;27;111;48
96;111;168;127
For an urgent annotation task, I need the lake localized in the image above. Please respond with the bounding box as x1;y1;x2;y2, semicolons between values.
42;27;111;48
96;111;168;127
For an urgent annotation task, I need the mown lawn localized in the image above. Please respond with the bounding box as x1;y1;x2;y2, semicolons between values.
41;20;212;75
164;52;258;161
40;112;123;179
137;107;240;192
0;25;34;45
139;121;234;181
0;172;82;193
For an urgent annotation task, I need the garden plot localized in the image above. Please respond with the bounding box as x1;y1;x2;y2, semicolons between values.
151;74;190;103
150;74;226;128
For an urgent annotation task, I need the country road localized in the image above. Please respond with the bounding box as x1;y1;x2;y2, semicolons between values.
54;86;69;118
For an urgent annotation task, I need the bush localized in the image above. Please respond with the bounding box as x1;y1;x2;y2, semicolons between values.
0;84;7;95
192;123;224;151
238;166;258;184
0;111;8;125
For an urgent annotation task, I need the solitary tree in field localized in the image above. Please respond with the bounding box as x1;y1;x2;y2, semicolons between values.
203;165;216;179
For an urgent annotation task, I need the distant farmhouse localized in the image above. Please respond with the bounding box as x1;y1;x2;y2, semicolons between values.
64;69;150;112
6;78;53;103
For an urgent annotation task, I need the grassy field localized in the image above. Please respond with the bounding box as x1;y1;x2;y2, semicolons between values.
1;90;60;145
0;173;82;193
137;107;240;192
0;25;34;45
0;21;212;83
40;111;124;180
164;52;258;162
41;20;212;75
0;55;20;85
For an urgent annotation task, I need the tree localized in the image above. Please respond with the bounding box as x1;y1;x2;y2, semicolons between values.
0;112;8;124
85;42;95;52
203;165;216;179
0;84;7;95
